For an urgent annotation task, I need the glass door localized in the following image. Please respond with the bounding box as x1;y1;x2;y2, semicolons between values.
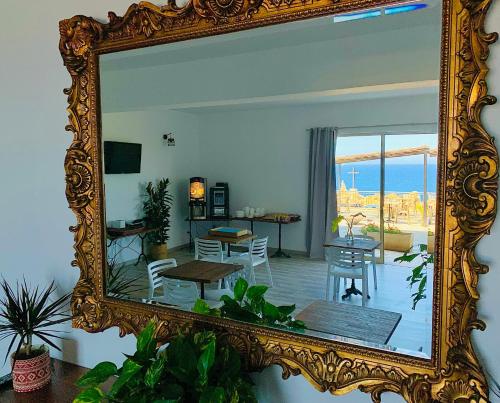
383;133;438;263
335;135;384;261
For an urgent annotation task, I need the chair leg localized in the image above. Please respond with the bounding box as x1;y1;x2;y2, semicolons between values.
362;276;368;307
372;252;377;290
250;266;256;285
333;276;340;302
265;260;273;287
326;269;332;301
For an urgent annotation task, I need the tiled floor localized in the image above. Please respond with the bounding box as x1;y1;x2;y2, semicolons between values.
110;247;433;357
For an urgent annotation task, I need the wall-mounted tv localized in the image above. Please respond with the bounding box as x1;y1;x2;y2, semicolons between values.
104;141;142;174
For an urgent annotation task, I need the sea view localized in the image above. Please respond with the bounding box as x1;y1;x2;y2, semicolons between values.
336;163;437;195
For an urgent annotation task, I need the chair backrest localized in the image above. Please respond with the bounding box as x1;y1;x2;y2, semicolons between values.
250;237;268;258
327;248;366;270
147;258;177;299
195;238;223;261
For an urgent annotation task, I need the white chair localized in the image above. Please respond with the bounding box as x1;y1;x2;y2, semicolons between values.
195;238;225;288
147;258;172;300
326;248;369;307
148;258;232;309
195;238;225;262
228;237;273;286
354;234;378;290
147;259;198;309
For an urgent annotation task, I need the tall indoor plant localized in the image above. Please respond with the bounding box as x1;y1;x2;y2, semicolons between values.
143;178;173;260
0;279;71;392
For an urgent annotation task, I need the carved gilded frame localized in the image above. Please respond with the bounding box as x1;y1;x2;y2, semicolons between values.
59;0;497;401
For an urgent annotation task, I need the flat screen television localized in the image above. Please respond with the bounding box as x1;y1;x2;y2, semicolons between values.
104;141;142;174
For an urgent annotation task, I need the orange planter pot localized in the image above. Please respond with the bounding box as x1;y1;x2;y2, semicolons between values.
11;347;51;393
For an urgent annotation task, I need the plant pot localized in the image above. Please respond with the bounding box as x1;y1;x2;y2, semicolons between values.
149;243;168;260
427;235;435;253
367;231;414;252
11;345;51;393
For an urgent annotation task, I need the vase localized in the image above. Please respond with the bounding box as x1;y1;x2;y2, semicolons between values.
11;346;51;392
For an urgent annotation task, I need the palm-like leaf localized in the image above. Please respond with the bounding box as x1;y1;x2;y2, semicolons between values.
143;178;172;245
0;278;72;363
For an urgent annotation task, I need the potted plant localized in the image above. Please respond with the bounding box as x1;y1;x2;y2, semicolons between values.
0;279;71;392
361;224;414;252
74;321;257;403
143;178;172;260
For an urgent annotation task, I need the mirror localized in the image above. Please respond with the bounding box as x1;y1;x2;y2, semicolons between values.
100;0;441;358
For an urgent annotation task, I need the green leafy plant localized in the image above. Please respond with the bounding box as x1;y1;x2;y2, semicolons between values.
193;278;306;330
394;244;434;310
74;322;257;403
106;265;145;297
361;224;402;235
143;178;173;245
0;278;71;363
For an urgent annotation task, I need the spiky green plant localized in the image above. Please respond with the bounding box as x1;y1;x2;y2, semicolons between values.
0;278;71;363
143;178;173;245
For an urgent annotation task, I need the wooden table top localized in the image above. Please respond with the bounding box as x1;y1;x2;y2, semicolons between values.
295;300;402;345
159;260;243;284
202;233;256;244
107;226;158;239
0;359;109;403
324;237;381;252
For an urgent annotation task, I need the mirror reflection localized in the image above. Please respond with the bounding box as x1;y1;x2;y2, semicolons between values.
101;0;441;357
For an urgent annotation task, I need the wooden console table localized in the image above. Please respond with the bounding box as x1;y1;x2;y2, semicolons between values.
107;226;158;265
0;359;100;403
187;215;301;258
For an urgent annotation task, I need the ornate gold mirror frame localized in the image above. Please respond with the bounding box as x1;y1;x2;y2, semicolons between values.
59;0;497;400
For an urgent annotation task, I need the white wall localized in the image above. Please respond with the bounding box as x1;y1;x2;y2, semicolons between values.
197;94;438;252
102;110;200;261
0;2;498;402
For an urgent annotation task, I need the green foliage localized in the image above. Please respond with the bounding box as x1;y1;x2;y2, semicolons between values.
361;224;402;235
330;215;344;233
0;278;71;363
394;244;434;310
193;278;306;331
74;322;257;403
107;264;145;297
144;178;173;245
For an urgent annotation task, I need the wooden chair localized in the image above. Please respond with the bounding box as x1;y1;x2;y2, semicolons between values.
326;248;369;307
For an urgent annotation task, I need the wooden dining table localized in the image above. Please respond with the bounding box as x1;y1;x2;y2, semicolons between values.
159;260;243;299
295;300;402;345
202;233;256;257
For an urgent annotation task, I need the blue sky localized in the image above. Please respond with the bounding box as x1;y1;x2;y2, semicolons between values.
336;133;438;165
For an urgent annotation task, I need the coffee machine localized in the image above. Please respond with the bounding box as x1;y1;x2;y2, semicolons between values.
189;177;207;220
210;183;229;218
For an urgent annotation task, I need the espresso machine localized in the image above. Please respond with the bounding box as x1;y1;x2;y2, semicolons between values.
189;177;207;220
210;182;229;218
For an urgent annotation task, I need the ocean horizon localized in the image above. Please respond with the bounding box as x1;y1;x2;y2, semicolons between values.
336;163;437;194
